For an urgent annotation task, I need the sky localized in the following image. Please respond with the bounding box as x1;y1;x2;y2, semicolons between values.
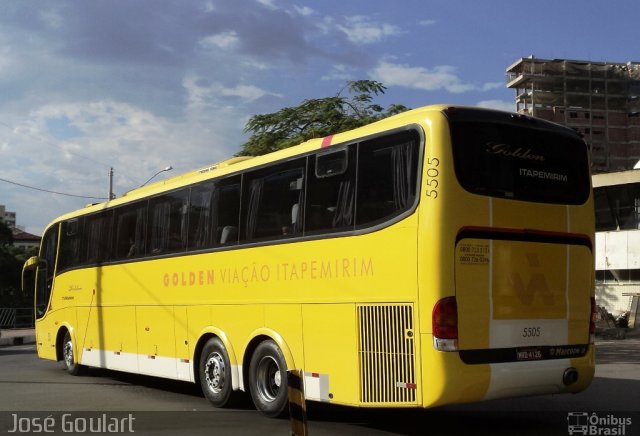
1;0;639;235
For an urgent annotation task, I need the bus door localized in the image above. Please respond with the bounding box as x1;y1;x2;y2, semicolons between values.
22;224;59;321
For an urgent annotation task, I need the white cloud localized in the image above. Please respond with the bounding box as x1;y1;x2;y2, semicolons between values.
370;61;503;94
371;61;475;93
200;31;240;50
256;0;278;10
481;82;503;91
476;99;516;112
183;76;281;111
0;90;251;234
337;16;402;44
294;5;315;17
221;84;283;101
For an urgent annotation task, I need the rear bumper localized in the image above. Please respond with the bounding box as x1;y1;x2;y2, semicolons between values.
421;334;595;408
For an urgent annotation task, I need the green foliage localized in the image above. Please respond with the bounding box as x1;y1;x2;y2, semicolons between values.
239;80;410;156
0;220;12;248
0;221;36;307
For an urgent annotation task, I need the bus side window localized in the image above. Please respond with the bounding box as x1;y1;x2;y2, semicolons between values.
214;178;241;246
356;131;419;226
58;218;82;272
83;211;112;265
188;182;215;250
113;202;147;259
305;145;356;234
242;159;305;242
148;189;189;255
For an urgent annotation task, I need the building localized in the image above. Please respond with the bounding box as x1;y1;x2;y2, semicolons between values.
0;205;16;229
0;204;41;249
11;228;41;251
506;56;640;173
593;170;640;316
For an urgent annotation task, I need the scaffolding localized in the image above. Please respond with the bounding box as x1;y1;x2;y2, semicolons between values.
506;56;640;172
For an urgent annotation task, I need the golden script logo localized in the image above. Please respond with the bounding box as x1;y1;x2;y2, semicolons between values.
485;142;545;162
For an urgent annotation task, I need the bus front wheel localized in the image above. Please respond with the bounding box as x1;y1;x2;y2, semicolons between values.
62;331;83;376
199;337;234;407
248;340;288;418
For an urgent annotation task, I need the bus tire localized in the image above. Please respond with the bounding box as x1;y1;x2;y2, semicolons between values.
199;337;234;408
62;331;83;376
248;340;288;418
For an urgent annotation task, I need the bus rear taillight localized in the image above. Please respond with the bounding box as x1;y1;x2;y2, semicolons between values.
432;296;459;351
590;297;597;344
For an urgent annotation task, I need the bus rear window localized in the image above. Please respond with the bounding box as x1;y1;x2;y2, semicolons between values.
449;118;590;204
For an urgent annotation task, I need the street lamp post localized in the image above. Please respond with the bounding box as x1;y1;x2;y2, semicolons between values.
140;166;173;187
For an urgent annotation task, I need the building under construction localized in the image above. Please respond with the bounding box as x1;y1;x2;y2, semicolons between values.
506;57;640;173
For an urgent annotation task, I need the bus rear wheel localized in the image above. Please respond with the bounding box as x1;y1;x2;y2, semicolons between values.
62;331;83;376
248;340;288;418
199;337;234;407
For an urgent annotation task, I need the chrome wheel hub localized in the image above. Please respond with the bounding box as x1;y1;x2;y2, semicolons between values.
204;353;225;393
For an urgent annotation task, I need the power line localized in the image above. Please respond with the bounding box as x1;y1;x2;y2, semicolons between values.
0;119;139;184
0;177;108;200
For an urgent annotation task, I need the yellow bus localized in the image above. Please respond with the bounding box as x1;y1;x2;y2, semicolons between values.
23;105;596;417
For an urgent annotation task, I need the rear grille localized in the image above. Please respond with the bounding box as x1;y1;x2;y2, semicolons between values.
358;304;416;404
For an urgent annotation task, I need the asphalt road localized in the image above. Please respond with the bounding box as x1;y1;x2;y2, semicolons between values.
0;339;639;436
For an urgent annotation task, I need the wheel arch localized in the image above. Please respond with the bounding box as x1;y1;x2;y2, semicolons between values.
55;324;75;362
242;328;296;391
193;327;240;390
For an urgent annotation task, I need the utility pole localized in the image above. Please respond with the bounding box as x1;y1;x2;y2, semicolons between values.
108;167;115;200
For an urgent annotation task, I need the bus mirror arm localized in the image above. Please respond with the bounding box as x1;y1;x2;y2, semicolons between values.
21;256;44;293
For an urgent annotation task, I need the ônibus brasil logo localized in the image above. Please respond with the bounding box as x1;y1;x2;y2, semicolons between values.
567;412;632;435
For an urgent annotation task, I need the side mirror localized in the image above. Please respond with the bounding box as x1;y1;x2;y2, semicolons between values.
22;256;44;293
23;256;40;271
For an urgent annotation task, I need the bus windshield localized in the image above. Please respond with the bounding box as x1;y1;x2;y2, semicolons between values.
448;109;590;205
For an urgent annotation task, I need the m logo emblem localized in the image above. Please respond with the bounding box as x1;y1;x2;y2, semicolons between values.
508;253;555;306
492;243;566;320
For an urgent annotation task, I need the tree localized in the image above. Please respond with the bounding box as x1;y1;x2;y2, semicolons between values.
0;221;35;307
239;80;410;156
0;220;12;249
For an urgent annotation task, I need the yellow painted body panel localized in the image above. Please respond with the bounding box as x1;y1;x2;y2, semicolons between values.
36;213;419;405
302;304;359;402
137;306;176;358
421;335;491;407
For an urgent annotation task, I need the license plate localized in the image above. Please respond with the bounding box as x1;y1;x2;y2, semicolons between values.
516;348;543;361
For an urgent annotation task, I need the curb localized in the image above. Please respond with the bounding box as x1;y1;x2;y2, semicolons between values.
0;329;36;347
0;335;36;347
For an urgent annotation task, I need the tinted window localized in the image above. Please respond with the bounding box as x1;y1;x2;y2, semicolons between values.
306;146;356;234
449;113;590;204
189;182;215;249
316;148;348;178
188;177;241;249
356;131;420;226
83;212;112;264
214;178;241;245
113;202;147;259
243;159;305;242
58;218;82;271
148;189;189;255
